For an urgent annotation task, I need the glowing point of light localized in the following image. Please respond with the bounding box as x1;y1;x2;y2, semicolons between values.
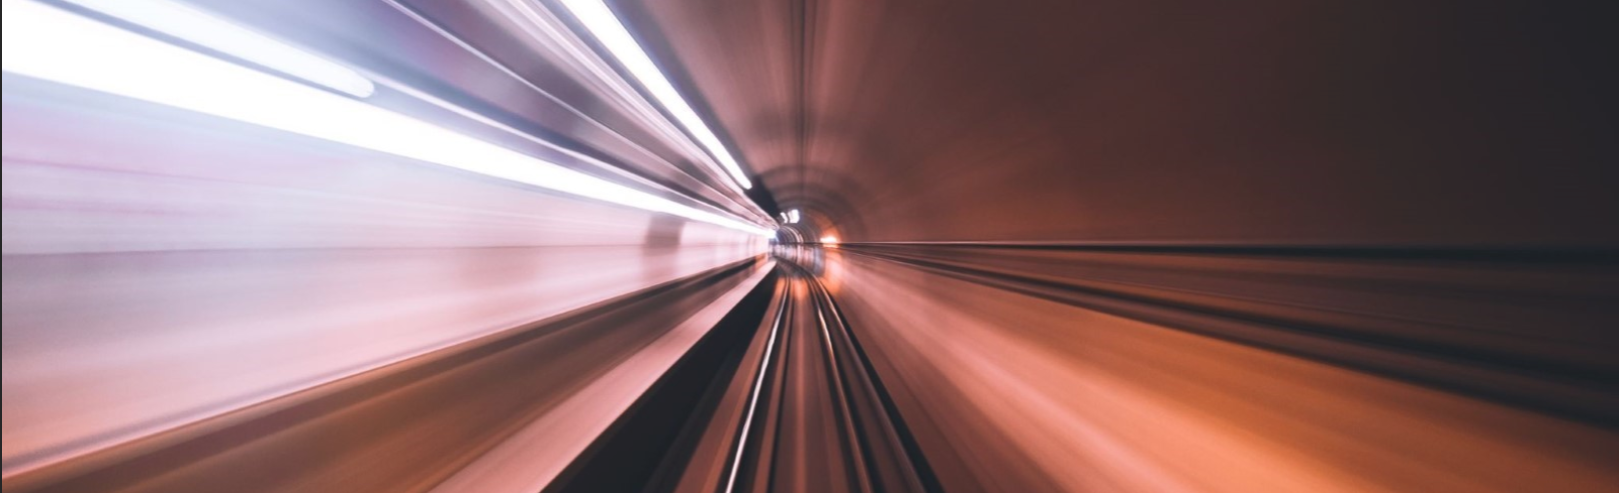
61;0;375;98
787;209;800;224
820;235;839;245
1;0;771;237
558;0;753;190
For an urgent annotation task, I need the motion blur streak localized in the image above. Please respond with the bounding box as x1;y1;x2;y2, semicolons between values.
557;0;755;190
59;0;377;98
1;0;770;236
3;0;1617;492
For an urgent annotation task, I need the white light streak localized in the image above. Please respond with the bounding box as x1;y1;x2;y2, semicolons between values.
1;0;771;237
61;0;375;98
558;0;754;190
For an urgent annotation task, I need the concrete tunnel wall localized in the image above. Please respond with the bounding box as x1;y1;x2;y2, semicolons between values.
624;0;1619;245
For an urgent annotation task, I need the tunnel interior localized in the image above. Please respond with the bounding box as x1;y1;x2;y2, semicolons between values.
2;0;1617;492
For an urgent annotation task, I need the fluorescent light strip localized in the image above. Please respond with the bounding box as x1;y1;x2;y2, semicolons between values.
61;0;375;98
1;0;771;237
558;0;754;190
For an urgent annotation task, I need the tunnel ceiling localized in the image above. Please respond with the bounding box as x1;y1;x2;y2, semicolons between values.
615;0;1619;245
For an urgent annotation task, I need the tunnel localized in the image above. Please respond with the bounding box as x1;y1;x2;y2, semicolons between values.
3;0;1617;492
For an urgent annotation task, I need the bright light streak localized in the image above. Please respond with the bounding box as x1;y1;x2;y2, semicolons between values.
61;0;374;98
558;0;754;190
820;235;839;245
1;0;771;237
788;209;801;224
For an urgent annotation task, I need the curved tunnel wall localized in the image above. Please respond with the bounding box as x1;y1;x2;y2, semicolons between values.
625;0;1619;491
625;0;1619;245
